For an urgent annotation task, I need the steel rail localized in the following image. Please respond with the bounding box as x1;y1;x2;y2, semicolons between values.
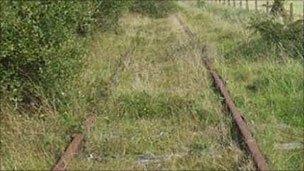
174;14;268;171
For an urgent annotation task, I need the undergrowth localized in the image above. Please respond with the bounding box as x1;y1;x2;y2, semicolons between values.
0;0;178;108
249;14;303;59
1;0;302;170
0;1;178;169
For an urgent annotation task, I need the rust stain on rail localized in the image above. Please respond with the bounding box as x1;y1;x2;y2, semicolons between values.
174;14;268;171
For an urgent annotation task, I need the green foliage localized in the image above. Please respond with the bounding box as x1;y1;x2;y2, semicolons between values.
249;16;304;58
93;0;133;31
131;0;177;18
196;0;207;9
0;0;128;105
0;0;179;107
0;1;94;105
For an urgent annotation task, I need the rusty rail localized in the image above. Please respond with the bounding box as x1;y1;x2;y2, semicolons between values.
53;115;96;171
203;59;268;171
52;49;133;171
174;14;268;171
53;133;84;171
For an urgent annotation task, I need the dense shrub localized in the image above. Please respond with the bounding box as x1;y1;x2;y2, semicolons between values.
131;0;177;18
0;1;95;105
0;0;178;107
250;16;304;58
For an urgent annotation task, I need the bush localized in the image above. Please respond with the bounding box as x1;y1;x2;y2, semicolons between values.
0;0;178;107
249;16;304;59
0;1;94;105
131;0;177;18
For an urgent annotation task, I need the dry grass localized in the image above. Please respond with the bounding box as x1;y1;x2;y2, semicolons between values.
67;13;253;170
0;100;68;169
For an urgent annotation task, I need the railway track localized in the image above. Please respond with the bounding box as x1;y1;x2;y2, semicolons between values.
53;49;133;171
174;14;268;171
53;15;267;170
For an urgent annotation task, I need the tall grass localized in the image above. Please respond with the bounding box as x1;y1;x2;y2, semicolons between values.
0;1;179;169
182;2;303;169
67;13;253;170
0;0;178;108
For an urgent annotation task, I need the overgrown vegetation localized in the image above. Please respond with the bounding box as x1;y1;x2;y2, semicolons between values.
131;0;178;18
1;0;303;170
0;0;180;169
182;1;303;169
249;16;303;58
0;0;177;108
0;1;91;107
67;14;252;170
249;0;303;59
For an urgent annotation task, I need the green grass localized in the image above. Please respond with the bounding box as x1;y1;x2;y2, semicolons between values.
1;1;303;170
67;13;253;170
182;2;303;170
0;23;131;170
